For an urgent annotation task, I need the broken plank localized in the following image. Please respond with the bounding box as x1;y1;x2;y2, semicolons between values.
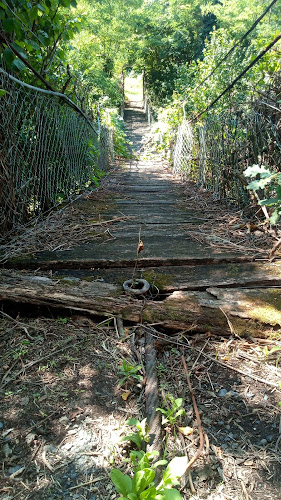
0;271;280;337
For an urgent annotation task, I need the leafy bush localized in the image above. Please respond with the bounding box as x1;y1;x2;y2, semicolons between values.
111;451;187;500
244;165;281;224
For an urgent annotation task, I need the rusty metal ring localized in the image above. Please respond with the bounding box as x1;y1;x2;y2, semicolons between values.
123;278;150;295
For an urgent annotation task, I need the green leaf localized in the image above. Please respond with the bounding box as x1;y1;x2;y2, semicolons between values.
12;42;27;59
0;89;8;97
162;488;183;500
2;17;16;32
153;460;168;468
244;165;272;178
59;0;72;6
270;209;281;225
127;418;139;427
28;6;38;22
163;457;188;486
259;198;280;207
28;40;41;51
120;433;142;449
132;469;155;494
174;399;183;408
12;58;27;71
246;178;272;191
110;469;132;496
140;486;158;499
3;47;14;65
37;3;46;12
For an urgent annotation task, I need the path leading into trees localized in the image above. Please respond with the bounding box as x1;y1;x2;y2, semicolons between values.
8;104;262;271
2;103;281;335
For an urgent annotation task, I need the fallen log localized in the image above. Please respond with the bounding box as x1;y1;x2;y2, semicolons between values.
0;271;280;337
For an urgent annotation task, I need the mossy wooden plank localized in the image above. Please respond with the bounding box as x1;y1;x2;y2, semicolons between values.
0;271;280;338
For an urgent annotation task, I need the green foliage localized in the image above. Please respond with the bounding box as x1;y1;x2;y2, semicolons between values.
119;359;143;387
135;0;214;104
0;0;82;90
244;165;281;224
120;418;150;451
111;450;187;499
157;394;186;427
259;345;281;360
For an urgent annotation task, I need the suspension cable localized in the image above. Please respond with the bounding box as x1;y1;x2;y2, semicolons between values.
191;0;280;96
192;32;281;122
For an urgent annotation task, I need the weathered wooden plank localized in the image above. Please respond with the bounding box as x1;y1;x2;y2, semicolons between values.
52;261;281;292
0;271;280;337
4;254;256;271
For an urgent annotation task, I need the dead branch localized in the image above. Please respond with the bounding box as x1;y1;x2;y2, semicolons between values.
181;355;205;472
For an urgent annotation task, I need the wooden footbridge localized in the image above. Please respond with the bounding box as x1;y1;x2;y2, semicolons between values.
1;104;281;338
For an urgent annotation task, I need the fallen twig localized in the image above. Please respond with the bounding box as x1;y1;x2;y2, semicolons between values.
269;238;281;259
68;477;105;491
181;355;205;472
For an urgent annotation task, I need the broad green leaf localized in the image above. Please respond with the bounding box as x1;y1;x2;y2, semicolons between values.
174;399;183;408
244;165;272;178
28;6;38;22
163;457;188;486
120;434;142;448
2;17;16;32
60;0;72;6
12;58;27;71
127;418;138;426
110;469;132;496
3;47;14;65
259;198;279;207
12;43;27;59
28;40;41;51
153;460;168;468
37;3;46;12
0;89;8;97
132;469;155;494
246;178;272;191
140;486;158;499
162;488;183;500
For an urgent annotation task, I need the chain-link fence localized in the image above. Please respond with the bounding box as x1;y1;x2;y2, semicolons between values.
0;69;114;236
173;106;281;207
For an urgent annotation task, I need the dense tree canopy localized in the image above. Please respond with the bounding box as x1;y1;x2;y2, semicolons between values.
0;0;280;110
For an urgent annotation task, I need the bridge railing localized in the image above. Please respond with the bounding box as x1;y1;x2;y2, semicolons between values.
173;104;281;208
0;69;114;236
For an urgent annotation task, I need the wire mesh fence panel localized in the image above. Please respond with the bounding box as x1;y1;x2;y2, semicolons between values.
173;119;193;177
173;108;281;208
0;70;114;236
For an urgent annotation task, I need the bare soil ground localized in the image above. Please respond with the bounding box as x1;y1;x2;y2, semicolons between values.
1;312;281;500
